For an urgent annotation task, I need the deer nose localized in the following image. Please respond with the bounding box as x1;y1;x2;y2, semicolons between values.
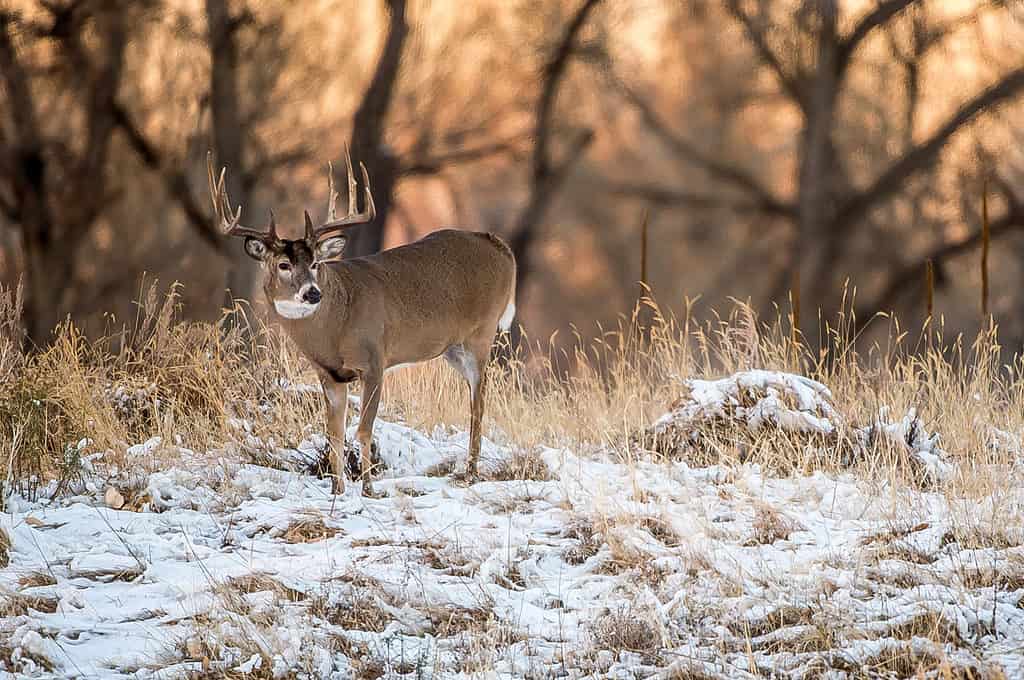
303;286;322;304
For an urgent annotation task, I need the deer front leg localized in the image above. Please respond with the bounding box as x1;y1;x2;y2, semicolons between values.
320;375;349;494
356;363;383;492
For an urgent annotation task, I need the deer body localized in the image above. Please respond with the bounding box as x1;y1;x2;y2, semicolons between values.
208;152;515;494
279;229;515;493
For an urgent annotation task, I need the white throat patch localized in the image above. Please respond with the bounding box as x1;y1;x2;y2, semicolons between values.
274;298;318;319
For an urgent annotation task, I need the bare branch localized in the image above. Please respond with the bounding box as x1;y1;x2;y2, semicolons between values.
243;146;311;191
399;134;528;177
112;103;226;253
601;179;792;218
864;212;1023;317
837;66;1024;230
837;0;921;74
509;128;594;266
534;0;602;182
506;0;603;321
723;0;805;109
615;81;794;219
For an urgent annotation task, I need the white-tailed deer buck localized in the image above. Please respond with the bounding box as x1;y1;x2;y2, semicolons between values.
208;152;516;494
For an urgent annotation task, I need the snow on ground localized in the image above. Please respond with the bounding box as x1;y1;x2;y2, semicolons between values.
2;372;1024;679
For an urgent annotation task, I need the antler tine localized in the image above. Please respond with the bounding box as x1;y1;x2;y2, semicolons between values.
345;147;357;217
205;150;275;241
326;161;338;221
360;161;376;221
309;149;377;241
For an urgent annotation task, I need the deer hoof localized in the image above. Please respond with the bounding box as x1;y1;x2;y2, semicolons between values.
361;480;385;498
330;477;345;495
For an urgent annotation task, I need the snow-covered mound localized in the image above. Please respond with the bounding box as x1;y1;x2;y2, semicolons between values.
647;370;955;483
648;370;841;453
1;375;1023;678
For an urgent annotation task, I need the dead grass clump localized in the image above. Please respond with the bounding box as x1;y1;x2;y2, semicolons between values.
945;524;1023;551
829;643;949;678
863;564;926;590
958;555;1024;592
226;573;305;603
883;610;963;645
331;637;385;680
3;284;326;494
418;539;476;575
748;502;805;545
866;540;937;566
0;364;91;500
747;624;838;655
590;605;661;661
449;620;524;674
310;586;393;633
639;515;681;547
0;589;59;617
861;521;932;545
428;605;492;638
728;604;815;639
282;514;339;543
174;633;275;680
662;666;725;680
0;528;9;567
17;571;56;589
563;519;602;565
597;523;662;576
482;448;552;481
0;639;53;674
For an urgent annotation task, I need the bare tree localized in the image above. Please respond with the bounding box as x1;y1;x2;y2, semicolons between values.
206;0;255;308
612;0;1024;332
506;0;602;341
0;2;129;346
112;0;300;313
341;0;409;258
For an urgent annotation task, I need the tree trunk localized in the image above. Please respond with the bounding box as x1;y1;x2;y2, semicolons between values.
206;0;258;312
794;0;840;335
344;0;408;258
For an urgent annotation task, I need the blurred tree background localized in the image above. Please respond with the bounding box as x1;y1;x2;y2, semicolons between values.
1;0;1023;355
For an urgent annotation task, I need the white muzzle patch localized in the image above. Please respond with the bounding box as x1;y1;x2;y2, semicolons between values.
274;298;318;319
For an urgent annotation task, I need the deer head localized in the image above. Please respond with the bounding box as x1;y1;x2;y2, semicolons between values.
207;150;375;319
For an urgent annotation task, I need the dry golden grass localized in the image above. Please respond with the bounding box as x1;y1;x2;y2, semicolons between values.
281;513;340;544
1;283;1022;511
590;604;662;661
0;527;9;568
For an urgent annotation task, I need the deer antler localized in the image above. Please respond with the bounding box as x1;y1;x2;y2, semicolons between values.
308;148;376;243
206;151;277;241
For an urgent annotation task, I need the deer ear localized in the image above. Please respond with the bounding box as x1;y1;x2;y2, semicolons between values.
316;235;347;262
244;237;268;261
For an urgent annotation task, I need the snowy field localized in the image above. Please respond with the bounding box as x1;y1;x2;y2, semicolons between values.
2;371;1024;679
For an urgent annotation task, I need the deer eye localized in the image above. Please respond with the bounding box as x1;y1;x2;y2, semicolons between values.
278;262;292;272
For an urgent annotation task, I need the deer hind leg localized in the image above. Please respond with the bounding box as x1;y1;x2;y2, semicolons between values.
319;376;349;495
356;364;383;491
444;341;491;474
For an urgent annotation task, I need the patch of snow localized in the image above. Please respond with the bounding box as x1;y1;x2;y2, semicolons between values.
0;372;1022;678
